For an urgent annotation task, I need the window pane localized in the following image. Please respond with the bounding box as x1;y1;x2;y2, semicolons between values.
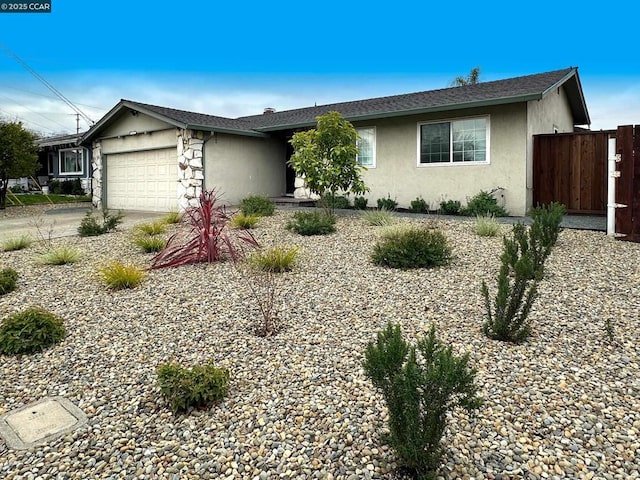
420;123;450;163
60;149;83;173
451;118;487;163
357;128;375;166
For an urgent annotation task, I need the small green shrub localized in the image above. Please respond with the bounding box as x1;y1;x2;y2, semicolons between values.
321;193;350;210
157;362;231;413
439;199;461;215
9;184;23;193
363;322;481;479
372;226;452;269
481;224;538;343
409;196;429;214
240;195;275;217
353;196;368;210
0;307;66;355
232;213;260;229
36;245;82;265
361;208;396;226
463;190;508;217
529;202;566;251
98;261;146;289
286;211;336;236
377;195;398;211
0;268;18;295
162;211;182;225
474;214;500;237
250;246;299;272
136;221;167;236
1;235;33;252
49;179;84;195
133;236;167;253
78;210;124;236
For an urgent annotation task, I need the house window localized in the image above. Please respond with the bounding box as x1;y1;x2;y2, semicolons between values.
356;127;376;167
59;148;84;175
418;117;489;164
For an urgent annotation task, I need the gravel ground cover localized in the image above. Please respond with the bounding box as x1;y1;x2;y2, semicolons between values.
0;209;639;480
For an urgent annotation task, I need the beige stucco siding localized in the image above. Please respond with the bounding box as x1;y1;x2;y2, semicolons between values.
353;103;529;216
525;85;575;207
100;111;174;138
204;133;286;205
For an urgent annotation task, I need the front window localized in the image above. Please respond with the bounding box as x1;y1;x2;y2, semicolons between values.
59;148;84;174
419;117;488;164
356;127;376;167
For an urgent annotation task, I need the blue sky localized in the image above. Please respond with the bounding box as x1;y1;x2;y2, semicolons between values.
0;0;639;134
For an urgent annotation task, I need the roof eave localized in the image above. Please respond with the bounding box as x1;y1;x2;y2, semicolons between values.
541;67;590;125
185;124;269;138
253;94;542;132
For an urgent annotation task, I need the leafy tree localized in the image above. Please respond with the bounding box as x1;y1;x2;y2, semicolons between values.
451;67;481;86
288;111;367;213
0;121;39;209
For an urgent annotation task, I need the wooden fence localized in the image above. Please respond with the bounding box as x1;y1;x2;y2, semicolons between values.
615;125;640;242
533;131;610;215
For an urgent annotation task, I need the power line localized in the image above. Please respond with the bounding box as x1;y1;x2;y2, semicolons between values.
0;107;57;133
0;42;95;127
0;85;109;110
0;93;71;130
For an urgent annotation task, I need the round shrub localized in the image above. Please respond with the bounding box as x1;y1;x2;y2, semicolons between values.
0;268;18;295
0;307;66;355
240;195;275;217
286;211;336;236
372;226;452;269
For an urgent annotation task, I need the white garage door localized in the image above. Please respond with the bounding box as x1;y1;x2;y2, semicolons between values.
106;148;177;212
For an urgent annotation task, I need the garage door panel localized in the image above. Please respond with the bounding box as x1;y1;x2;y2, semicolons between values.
106;148;177;212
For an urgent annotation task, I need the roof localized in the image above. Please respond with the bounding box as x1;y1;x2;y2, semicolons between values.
37;132;84;147
81;67;590;143
241;67;590;130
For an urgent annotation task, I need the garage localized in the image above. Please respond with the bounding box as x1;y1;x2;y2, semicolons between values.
105;148;177;212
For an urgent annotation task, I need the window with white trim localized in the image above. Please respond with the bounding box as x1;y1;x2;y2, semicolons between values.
419;117;488;164
356;127;376;167
59;148;84;174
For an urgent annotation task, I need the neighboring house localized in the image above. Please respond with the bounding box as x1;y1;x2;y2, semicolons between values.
36;132;92;192
81;67;590;216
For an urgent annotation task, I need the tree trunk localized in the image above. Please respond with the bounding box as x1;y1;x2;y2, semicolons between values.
0;171;7;210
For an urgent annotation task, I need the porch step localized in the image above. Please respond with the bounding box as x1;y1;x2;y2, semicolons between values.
270;196;317;207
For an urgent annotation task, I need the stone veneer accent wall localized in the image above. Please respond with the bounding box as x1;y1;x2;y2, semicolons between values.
91;141;102;209
177;129;204;210
293;175;319;200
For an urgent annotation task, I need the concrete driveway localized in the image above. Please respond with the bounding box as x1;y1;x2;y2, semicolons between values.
0;205;167;241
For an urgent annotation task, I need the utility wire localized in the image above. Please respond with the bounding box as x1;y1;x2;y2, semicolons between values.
0;93;71;130
0;107;57;133
1;85;108;110
0;42;95;127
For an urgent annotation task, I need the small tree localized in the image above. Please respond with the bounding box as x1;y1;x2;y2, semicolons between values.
451;67;481;87
0;121;39;209
288;111;367;213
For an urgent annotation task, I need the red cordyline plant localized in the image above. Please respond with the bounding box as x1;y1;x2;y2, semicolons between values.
151;189;259;269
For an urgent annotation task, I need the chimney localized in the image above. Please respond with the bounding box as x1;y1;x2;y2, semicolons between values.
263;107;276;115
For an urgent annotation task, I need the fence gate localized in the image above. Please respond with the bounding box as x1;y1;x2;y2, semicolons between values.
615;125;640;242
533;131;609;214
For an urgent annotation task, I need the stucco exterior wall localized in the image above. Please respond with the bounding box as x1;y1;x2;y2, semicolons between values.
204;133;286;205
525;86;575;208
100;111;173;138
352;104;529;216
101;129;176;155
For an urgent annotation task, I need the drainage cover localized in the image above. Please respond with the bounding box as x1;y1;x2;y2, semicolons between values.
0;397;87;450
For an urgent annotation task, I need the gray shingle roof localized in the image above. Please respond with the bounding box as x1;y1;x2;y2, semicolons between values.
121;100;256;132
240;68;588;130
82;67;589;144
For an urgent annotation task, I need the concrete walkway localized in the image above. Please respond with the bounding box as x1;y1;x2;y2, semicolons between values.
0;206;166;241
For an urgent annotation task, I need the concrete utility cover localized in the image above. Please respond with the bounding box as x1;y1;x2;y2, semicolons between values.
0;397;87;450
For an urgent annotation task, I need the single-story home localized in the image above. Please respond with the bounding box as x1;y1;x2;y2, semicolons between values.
36;132;92;192
81;67;590;216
